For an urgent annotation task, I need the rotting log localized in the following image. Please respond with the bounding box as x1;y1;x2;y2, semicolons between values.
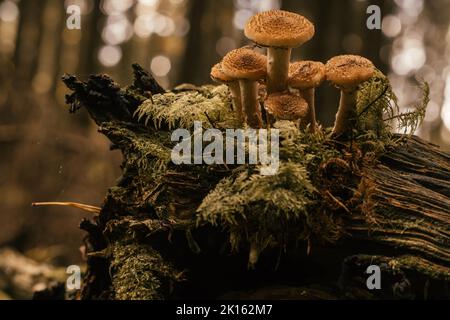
60;65;449;300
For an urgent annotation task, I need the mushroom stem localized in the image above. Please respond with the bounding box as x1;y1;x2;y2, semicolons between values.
332;87;358;137
267;47;291;93
300;88;317;133
239;80;262;128
228;82;244;125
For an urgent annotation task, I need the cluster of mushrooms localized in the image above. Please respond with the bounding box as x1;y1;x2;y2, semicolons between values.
210;10;376;137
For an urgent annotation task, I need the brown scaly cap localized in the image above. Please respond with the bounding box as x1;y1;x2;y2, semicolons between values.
325;55;375;87
244;10;315;48
210;62;233;83
265;92;308;120
222;48;267;80
288;61;326;90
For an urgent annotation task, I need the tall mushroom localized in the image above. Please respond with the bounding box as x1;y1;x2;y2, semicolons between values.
265;92;308;125
325;55;375;138
288;61;325;133
222;48;267;128
210;62;244;125
244;10;315;94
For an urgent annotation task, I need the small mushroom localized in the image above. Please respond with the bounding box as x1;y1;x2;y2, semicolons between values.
210;62;244;124
222;48;267;128
265;92;308;125
288;61;325;133
325;55;375;138
244;10;315;94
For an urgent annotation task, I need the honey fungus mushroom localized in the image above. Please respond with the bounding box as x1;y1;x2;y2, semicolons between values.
210;62;244;125
288;61;325;133
265;92;308;124
325;55;375;138
222;48;267;128
245;10;315;94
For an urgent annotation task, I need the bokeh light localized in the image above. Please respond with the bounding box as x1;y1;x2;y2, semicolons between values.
98;45;122;67
232;0;280;30
382;15;402;38
0;0;19;22
151;55;171;77
233;9;253;30
101;0;134;15
424;101;440;123
394;0;424;18
102;14;133;45
64;0;94;14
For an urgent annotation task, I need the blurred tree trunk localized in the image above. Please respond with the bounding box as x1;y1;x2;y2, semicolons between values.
77;0;102;78
179;0;234;85
14;0;44;88
179;0;206;85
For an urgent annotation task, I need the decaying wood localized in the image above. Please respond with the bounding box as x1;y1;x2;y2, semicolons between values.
61;66;449;300
352;138;450;266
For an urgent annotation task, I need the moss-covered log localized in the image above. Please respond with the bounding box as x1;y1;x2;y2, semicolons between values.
61;65;449;300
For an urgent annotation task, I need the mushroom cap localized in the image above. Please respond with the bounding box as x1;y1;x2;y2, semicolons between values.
222;48;267;80
265;92;308;120
325;55;375;87
288;61;326;90
244;10;315;48
210;63;233;83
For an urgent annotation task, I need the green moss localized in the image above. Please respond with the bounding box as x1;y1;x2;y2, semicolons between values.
196;122;345;266
134;84;239;130
356;69;397;138
197;162;314;261
274;121;341;180
100;122;173;177
355;69;429;142
110;241;181;300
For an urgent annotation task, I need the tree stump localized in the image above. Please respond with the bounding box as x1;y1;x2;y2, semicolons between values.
62;64;449;300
